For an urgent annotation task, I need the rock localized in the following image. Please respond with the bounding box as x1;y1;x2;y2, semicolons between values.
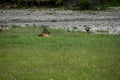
0;8;120;34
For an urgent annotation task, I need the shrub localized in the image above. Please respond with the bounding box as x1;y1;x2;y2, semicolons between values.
54;0;62;4
78;0;92;10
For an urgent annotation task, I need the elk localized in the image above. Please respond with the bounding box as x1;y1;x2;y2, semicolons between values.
0;25;3;33
85;26;90;34
38;28;50;37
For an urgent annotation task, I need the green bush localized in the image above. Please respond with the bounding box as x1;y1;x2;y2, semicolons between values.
54;0;62;4
78;0;93;10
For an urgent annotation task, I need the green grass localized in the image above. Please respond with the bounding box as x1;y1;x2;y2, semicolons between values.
0;26;120;80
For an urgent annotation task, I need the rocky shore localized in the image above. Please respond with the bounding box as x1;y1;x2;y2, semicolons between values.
0;8;120;34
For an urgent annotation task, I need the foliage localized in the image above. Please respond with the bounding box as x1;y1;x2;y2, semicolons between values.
106;0;120;7
0;0;120;9
54;0;62;4
72;0;92;10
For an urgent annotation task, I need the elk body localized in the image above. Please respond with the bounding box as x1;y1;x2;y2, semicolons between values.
38;28;50;37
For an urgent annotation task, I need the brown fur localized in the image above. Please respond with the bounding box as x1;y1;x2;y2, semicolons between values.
38;28;50;37
38;33;48;37
85;27;90;34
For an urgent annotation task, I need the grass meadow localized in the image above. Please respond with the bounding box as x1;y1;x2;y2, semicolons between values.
0;26;120;80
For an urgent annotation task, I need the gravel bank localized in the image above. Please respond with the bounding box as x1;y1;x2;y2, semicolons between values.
0;8;120;34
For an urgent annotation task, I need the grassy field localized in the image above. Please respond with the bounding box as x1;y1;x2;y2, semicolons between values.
0;26;120;80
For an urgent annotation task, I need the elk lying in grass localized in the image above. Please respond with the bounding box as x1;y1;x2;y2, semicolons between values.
38;28;50;37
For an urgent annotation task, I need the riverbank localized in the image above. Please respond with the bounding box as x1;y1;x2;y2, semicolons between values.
0;7;120;34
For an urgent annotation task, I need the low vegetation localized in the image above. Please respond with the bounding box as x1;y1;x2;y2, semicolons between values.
0;26;120;80
0;0;120;10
